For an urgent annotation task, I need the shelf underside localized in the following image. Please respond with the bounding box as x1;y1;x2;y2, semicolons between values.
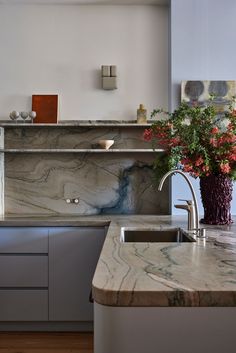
1;149;164;153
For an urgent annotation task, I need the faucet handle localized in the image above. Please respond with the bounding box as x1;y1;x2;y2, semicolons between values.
174;204;190;210
178;199;194;205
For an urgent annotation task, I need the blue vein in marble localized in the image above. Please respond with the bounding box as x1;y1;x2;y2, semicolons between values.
98;163;153;214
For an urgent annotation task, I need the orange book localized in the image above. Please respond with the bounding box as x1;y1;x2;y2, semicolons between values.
32;95;58;124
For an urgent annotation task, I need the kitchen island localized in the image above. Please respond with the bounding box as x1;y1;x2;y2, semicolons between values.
0;214;235;352
91;215;236;353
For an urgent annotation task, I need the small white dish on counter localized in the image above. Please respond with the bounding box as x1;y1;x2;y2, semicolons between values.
98;140;114;150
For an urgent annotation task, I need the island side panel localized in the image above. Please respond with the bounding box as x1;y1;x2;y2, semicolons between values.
94;303;236;353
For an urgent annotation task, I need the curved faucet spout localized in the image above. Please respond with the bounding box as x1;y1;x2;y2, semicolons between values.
158;169;199;230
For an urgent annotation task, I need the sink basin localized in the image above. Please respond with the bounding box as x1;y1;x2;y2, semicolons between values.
120;227;195;243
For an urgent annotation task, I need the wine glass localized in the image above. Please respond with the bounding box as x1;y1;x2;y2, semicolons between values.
9;111;20;123
29;111;37;123
20;111;29;123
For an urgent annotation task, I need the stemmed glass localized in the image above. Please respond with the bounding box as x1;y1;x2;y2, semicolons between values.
20;111;29;123
9;111;20;123
29;111;37;123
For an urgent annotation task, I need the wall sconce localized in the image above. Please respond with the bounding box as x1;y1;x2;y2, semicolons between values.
101;65;117;90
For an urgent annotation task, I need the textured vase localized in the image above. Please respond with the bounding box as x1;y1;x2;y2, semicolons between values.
200;174;233;225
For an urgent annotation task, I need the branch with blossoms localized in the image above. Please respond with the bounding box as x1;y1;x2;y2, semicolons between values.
143;98;236;181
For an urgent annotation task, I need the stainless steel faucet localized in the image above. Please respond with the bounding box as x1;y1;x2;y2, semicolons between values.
175;199;196;230
158;170;205;237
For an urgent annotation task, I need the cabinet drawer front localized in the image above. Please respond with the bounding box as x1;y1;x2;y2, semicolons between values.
0;256;48;287
0;227;48;253
49;227;106;321
0;289;48;321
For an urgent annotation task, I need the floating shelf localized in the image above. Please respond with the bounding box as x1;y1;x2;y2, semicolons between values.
0;120;153;128
1;148;164;153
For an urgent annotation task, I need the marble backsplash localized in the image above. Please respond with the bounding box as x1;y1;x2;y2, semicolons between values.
4;126;149;150
3;124;170;215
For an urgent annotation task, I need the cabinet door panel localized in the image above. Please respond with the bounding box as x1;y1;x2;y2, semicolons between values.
49;227;105;321
0;227;48;253
0;289;48;321
0;255;48;287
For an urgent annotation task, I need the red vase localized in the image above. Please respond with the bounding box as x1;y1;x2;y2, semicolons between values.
200;174;233;225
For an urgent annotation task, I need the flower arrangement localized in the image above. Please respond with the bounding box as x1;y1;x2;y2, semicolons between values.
143;97;236;181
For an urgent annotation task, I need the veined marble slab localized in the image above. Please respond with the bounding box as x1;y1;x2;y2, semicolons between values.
3;124;167;215
92;215;236;307
4;126;152;150
5;153;169;215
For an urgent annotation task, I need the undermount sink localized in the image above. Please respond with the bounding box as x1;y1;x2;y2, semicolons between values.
120;227;196;243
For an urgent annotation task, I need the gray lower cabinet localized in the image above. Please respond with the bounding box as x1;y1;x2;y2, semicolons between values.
0;226;105;323
0;290;48;321
49;227;106;322
0;227;49;322
0;255;48;287
0;227;48;253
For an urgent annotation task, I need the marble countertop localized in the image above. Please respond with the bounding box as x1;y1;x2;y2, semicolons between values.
92;215;236;307
0;214;111;227
0;214;236;307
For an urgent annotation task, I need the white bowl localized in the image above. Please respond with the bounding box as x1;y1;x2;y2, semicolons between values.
98;140;114;150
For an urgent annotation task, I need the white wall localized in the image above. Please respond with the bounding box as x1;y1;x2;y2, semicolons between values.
170;0;236;215
0;4;168;120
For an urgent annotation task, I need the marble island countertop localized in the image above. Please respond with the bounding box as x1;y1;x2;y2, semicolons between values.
92;215;236;307
0;214;235;307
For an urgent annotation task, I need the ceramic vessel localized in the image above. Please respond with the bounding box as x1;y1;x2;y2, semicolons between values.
98;140;114;150
200;174;233;225
9;111;20;122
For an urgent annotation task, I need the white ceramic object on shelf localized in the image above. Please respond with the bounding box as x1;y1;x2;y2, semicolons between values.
29;111;37;123
98;140;114;150
9;111;20;122
20;111;29;122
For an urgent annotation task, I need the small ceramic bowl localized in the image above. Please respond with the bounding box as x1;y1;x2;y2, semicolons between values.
98;140;114;150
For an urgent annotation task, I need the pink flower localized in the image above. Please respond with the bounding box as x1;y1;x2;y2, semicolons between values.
170;137;180;147
227;123;234;131
156;132;167;139
143;129;153;141
211;127;219;134
220;162;231;174
228;154;236;161
183;164;193;172
202;165;210;172
195;156;204;166
181;158;190;165
210;138;217;147
218;133;236;145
